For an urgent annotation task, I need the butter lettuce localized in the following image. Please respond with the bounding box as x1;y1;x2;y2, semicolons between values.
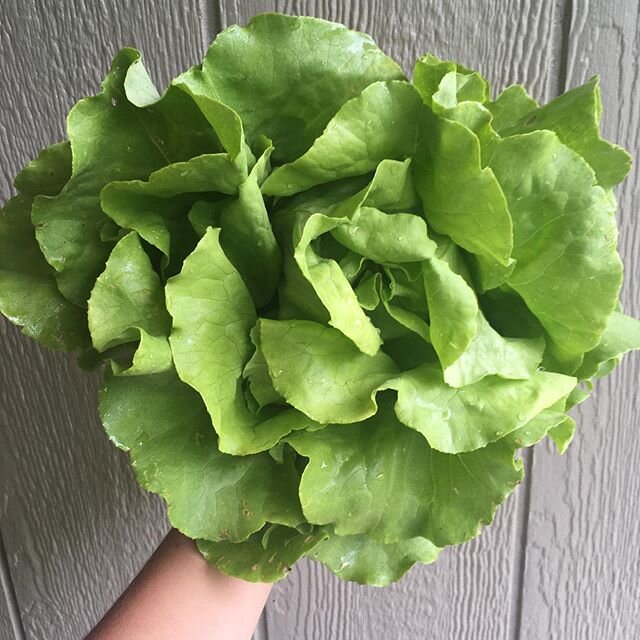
1;14;638;586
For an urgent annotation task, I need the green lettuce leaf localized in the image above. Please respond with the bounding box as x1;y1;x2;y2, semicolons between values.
388;363;576;453
262;81;422;195
547;416;576;455
198;525;326;583
489;131;622;370
32;49;218;305
486;85;538;134
258;319;398;424
88;233;170;352
166;228;312;455
413;105;513;266
289;399;523;546
498;77;631;189
178;13;404;163
100;370;304;541
292;213;383;355
311;527;440;586
422;248;479;369
576;310;640;380
443;313;544;387
0;143;89;350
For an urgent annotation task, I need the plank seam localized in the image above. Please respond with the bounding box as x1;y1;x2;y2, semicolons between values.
0;529;26;640
555;0;574;95
510;2;575;636
198;0;224;50
508;448;534;640
253;611;270;640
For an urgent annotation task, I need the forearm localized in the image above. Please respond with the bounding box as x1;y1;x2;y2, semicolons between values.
87;529;271;640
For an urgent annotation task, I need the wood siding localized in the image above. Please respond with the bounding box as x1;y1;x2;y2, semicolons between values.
0;1;637;638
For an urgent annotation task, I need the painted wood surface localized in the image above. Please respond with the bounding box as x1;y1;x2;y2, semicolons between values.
0;1;638;639
0;1;205;637
0;537;17;640
519;1;640;638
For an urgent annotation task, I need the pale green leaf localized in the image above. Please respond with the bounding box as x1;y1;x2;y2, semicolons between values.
311;527;439;586
263;81;422;195
179;13;404;163
87;232;170;352
389;363;576;453
165;229;313;455
413;106;513;265
490;131;623;370
258;319;398;424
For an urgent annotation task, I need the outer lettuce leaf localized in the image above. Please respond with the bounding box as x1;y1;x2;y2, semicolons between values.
0;143;89;350
198;525;326;583
548;417;576;455
0;270;89;351
311;527;440;586
575;311;640;380
289;399;523;547
489;131;623;370
504;404;569;449
100;370;304;541
388;363;576;453
178;13;404;163
32;49;218;305
498;77;631;189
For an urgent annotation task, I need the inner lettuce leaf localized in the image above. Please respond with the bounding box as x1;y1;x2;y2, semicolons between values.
1;13;638;586
165;228;315;455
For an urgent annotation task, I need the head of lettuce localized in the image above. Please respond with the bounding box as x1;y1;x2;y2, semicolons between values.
1;13;639;586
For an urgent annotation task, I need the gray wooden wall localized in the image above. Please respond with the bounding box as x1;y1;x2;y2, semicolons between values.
0;1;638;638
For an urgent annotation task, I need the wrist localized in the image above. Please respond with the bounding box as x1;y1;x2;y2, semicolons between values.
88;529;272;639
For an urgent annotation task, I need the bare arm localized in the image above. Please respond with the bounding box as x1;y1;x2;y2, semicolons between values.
87;529;271;640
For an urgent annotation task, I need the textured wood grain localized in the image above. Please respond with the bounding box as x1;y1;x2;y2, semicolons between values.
0;532;19;640
0;604;15;640
519;1;640;638
3;2;638;639
0;1;205;638
215;2;565;639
